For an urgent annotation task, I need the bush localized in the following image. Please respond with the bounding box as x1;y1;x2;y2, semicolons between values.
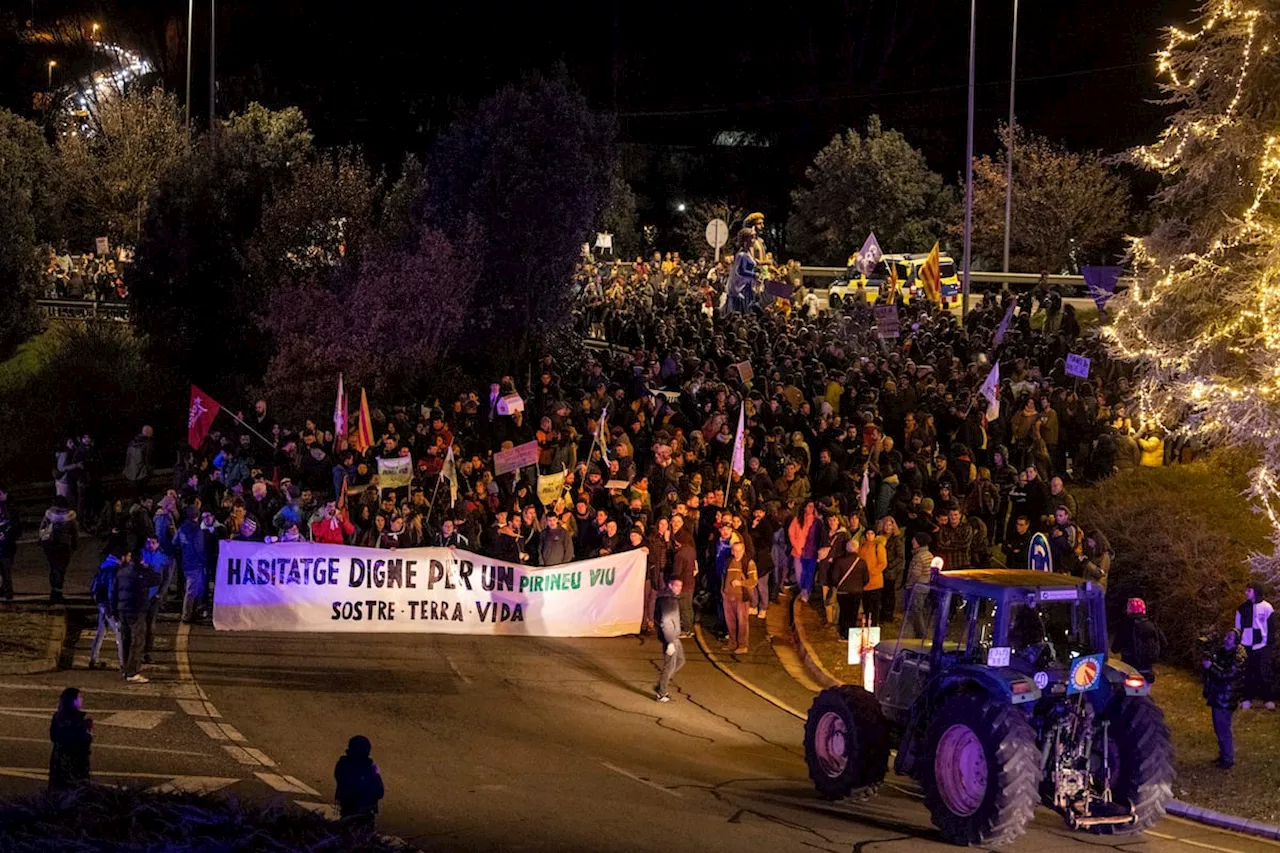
1075;449;1274;664
0;785;405;851
0;323;178;485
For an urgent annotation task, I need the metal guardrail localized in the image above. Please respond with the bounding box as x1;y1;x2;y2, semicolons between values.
37;299;131;321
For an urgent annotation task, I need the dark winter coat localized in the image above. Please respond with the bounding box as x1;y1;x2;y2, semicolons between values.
1112;614;1167;677
114;561;162;618
334;754;384;818
48;709;92;790
1203;643;1248;711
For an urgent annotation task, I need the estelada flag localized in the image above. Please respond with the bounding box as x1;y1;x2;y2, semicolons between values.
885;262;900;302
353;387;374;454
188;385;221;449
919;242;943;307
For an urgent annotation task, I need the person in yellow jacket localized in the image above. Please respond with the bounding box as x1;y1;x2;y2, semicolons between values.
1138;426;1165;468
858;527;887;625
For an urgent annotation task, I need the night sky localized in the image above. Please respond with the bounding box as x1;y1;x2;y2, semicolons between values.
6;1;1198;229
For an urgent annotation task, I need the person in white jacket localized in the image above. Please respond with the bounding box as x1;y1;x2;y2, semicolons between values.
1235;583;1275;709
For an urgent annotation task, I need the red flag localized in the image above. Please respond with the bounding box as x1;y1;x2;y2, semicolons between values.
188;385;221;449
353;388;374;454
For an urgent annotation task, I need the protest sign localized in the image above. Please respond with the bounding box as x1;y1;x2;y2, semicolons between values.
733;361;754;383
494;440;539;475
874;305;900;339
604;479;631;491
496;393;524;415
537;469;567;506
95;236;110;256
377;456;413;489
213;541;646;637
1065;353;1092;379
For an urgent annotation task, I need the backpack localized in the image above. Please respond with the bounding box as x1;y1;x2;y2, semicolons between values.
1130;619;1163;669
89;566;114;606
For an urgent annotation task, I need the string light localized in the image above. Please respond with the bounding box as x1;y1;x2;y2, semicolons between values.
1114;1;1280;578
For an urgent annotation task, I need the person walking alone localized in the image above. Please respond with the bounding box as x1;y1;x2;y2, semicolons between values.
87;551;124;670
722;539;757;655
48;687;92;791
38;496;79;604
334;735;384;829
654;578;686;702
1203;628;1247;769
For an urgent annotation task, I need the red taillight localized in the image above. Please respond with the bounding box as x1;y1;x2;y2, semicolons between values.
1012;681;1033;694
1124;675;1145;689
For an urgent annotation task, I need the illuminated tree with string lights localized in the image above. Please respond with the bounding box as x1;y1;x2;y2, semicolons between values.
1109;2;1280;579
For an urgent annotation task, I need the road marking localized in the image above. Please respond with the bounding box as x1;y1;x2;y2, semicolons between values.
0;680;203;700
196;720;228;740
147;776;240;795
294;800;341;821
244;747;276;767
443;653;472;684
599;761;683;798
1146;829;1266;853
692;625;806;720
0;767;191;780
255;772;321;796
0;735;208;757
1163;815;1280;847
95;710;174;730
217;723;247;743
221;745;260;765
176;699;221;718
174;622;202;694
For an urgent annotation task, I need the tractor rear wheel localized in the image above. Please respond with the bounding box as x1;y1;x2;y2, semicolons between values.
1087;696;1175;835
803;685;890;799
922;692;1040;847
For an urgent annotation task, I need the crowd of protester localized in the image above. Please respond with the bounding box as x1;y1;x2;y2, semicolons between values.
0;228;1209;690
41;246;131;302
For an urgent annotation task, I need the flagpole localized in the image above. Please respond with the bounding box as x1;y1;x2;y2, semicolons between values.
961;0;977;318
220;409;275;452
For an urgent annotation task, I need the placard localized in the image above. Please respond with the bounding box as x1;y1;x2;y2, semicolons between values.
733;361;754;383
604;479;631;491
376;456;413;489
95;236;110;256
875;305;900;339
494;440;540;475
496;393;525;415
1065;353;1091;379
537;469;567;506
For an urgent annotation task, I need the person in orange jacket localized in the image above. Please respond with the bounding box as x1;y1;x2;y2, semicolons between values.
858;527;887;626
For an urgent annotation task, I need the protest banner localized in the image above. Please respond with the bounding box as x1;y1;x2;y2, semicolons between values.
494;440;540;475
95;236;110;256
537;469;567;506
733;361;754;383
1065;353;1092;379
212;541;646;637
874;305;900;339
377;456;413;489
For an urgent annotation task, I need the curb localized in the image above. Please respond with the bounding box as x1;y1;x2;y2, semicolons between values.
786;597;1280;845
788;593;842;689
1166;801;1280;841
692;623;806;720
0;611;66;675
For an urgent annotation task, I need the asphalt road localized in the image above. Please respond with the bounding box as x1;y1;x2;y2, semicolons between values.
177;625;1279;853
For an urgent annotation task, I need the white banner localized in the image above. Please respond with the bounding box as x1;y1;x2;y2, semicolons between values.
212;540;646;637
377;456;413;489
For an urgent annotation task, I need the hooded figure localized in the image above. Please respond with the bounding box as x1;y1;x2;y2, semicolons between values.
334;734;384;823
48;687;92;790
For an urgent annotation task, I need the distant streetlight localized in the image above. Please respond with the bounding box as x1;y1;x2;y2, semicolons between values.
91;22;100;39
676;202;686;213
47;59;57;88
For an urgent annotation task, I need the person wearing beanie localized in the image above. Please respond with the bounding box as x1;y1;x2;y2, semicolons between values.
1112;597;1167;683
334;735;384;826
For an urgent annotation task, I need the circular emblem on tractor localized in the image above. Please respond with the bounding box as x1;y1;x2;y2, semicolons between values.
1028;532;1052;572
1067;654;1105;694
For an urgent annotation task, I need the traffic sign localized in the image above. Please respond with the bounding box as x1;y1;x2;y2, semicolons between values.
705;218;729;252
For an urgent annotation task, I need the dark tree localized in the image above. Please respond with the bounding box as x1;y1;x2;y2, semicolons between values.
0;108;60;357
428;74;614;369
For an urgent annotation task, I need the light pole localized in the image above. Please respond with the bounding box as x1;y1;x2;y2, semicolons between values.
46;59;56;89
1002;0;1019;274
209;0;216;130
961;0;977;317
185;0;194;128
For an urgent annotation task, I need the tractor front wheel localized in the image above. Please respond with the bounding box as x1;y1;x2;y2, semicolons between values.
803;685;890;800
922;692;1040;847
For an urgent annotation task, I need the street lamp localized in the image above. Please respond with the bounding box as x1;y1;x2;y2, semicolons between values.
676;202;686;213
960;0;976;316
47;59;57;89
91;22;100;39
1002;0;1019;274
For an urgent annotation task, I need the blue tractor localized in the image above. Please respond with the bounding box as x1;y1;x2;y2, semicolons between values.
803;569;1174;847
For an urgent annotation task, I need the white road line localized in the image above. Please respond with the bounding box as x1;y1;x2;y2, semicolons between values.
217;723;247;743
244;747;276;767
176;699;222;718
196;720;227;741
443;653;472;684
599;761;683;798
221;745;261;765
1146;829;1262;853
0;680;203;700
255;772;321;796
0;735;208;757
0;767;190;780
96;710;174;730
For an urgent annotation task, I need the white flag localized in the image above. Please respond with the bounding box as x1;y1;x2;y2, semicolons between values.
597;406;609;463
859;469;871;511
979;363;1001;421
856;231;883;276
730;403;746;477
442;445;457;505
333;374;347;444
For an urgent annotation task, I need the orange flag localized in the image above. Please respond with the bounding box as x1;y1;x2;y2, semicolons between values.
353;387;374;454
919;242;943;307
